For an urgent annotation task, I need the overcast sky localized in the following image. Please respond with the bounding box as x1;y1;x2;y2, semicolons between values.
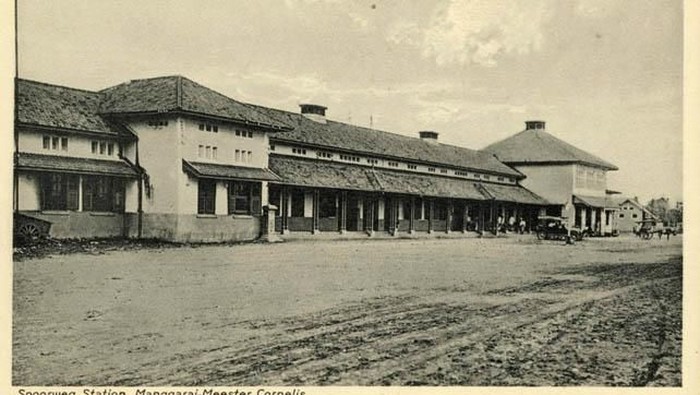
17;0;683;204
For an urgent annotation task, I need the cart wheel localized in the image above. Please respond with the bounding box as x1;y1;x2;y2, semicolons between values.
18;223;41;240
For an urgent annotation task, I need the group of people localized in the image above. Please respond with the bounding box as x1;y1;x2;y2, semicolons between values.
497;215;528;234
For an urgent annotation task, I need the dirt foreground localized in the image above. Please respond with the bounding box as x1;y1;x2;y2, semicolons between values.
13;235;682;386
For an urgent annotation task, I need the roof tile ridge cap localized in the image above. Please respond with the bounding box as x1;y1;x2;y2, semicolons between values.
18;78;100;94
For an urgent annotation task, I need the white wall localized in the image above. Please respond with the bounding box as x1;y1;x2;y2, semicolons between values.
515;164;574;205
17;173;40;211
18;128;123;161
181;118;269;168
573;164;607;197
126;116;182;214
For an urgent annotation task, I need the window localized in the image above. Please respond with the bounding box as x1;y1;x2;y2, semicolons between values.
270;144;275;151
43;135;70;151
428;167;436;173
632;214;638;219
292;148;307;155
318;191;337;218
367;158;378;165
234;149;241;162
440;169;448;174
99;142;106;155
107;143;114;156
291;189;305;217
434;201;448;220
228;181;261;215
483;175;491;180
401;200;412;220
52;137;59;150
620;213;625;218
455;171;468;177
497;177;504;181
318;151;333;159
474;174;481;179
407;164;417;170
148;120;168;127
92;141;98;154
199;145;205;158
247;131;253;138
199;122;218;132
82;176;125;212
40;173;79;211
197;179;217;215
247;151;252;163
43;136;50;149
414;198;424;220
212;147;218;159
61;137;68;151
205;146;212;159
388;161;398;167
235;130;241;136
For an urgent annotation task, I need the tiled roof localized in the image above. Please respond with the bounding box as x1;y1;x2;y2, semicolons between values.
255;106;522;178
16;153;138;177
16;79;117;135
99;76;290;130
483;129;618;170
481;183;550;205
182;160;280;182
573;195;620;209
269;155;547;203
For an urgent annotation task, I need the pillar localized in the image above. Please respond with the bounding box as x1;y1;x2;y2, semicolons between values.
260;205;281;242
428;199;434;234
462;201;469;233
578;206;585;232
312;189;320;234
389;197;398;236
339;190;347;234
491;200;497;235
591;207;597;235
409;196;416;234
281;186;289;234
446;199;453;234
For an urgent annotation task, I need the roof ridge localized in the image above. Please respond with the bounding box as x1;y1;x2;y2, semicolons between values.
17;78;100;95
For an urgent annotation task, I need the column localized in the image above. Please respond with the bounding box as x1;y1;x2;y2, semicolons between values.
591;207;597;235
77;175;84;212
578;206;585;232
462;201;469;233
409;197;416;234
281;186;289;234
312;189;320;234
339;190;347;234
491;200;497;235
389;197;398;236
428;199;434;234
446;199;453;233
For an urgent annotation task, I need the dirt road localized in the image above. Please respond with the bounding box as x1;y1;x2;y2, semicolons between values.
13;235;682;386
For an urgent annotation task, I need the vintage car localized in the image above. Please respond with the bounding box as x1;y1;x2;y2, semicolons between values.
535;216;583;241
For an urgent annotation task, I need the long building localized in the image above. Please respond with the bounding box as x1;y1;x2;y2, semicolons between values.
14;76;552;242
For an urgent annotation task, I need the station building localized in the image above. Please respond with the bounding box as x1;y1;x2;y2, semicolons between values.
14;76;552;242
484;121;620;236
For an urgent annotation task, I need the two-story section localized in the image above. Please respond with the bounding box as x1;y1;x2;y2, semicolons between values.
252;104;549;236
484;121;620;236
14;79;139;238
99;76;290;242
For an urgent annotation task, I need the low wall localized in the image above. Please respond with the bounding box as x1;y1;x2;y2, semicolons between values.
319;217;338;232
176;215;261;243
20;211;127;239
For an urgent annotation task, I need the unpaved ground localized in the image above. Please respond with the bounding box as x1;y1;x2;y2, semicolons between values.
13;235;682;386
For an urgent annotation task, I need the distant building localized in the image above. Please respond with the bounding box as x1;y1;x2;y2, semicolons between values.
14;76;549;242
483;121;620;236
617;197;660;233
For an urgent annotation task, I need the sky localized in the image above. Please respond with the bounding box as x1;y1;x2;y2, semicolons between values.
16;0;683;204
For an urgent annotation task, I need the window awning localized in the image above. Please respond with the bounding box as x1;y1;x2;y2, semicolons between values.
574;195;619;209
182;160;281;182
269;155;549;203
16;152;138;177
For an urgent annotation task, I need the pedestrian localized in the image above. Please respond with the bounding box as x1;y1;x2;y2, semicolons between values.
519;218;526;234
508;215;516;232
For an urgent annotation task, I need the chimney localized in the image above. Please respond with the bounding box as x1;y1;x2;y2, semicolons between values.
300;104;327;124
525;120;546;130
419;130;439;143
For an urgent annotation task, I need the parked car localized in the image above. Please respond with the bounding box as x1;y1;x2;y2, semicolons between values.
535;216;583;241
